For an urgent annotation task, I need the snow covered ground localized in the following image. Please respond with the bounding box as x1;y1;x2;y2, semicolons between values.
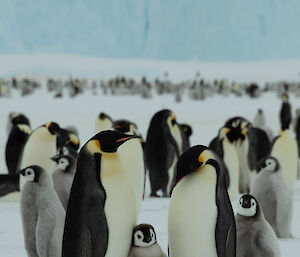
0;57;300;256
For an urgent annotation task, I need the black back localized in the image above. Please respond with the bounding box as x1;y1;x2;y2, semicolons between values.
5;126;30;174
146;110;179;194
208;159;236;257
62;148;108;257
247;127;271;171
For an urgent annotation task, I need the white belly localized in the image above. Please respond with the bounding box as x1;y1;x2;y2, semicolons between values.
223;140;239;200
118;140;144;216
167;157;177;195
19;134;56;189
271;131;298;192
168;165;218;257
102;169;137;257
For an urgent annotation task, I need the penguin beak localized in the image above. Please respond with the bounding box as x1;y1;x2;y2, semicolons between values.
116;135;140;143
50;155;60;163
19;169;25;176
144;236;152;244
257;159;267;169
242;199;251;208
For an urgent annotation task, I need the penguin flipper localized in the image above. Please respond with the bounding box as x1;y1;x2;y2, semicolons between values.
225;224;237;257
86;196;108;256
0;174;19;196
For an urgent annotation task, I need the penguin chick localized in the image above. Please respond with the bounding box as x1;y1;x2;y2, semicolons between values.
19;166;65;257
51;155;77;211
128;224;167;257
236;194;281;257
251;156;293;238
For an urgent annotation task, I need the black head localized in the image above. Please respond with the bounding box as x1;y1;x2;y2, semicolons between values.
58;127;80;150
9;112;30;127
132;224;156;247
99;112;112;121
237;194;258;218
44;122;60;135
258;109;263;115
114;120;137;134
224;117;251;142
175;145;218;185
19;165;44;183
257;156;280;173
90;130;140;153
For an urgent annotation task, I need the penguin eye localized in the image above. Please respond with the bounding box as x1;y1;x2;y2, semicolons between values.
26;171;31;176
138;235;142;239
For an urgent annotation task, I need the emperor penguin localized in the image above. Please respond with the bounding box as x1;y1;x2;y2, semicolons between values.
146;110;182;197
62;131;141;257
128;224;167;257
168;145;236;257
5;124;31;174
224;117;270;193
0;122;60;201
271;130;298;193
113;119;142;137
280;93;292;131
51;154;77;211
209;127;239;200
6;112;30;135
19;122;61;189
95;112;113;133
251;157;293;238
236;194;281;257
19;165;65;257
294;108;300;157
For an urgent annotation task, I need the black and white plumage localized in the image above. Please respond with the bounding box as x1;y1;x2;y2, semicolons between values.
57;127;80;151
146;110;182;197
19;165;65;257
128;224;167;257
251;156;293;238
62;131;142;257
168;145;236;257
7;112;30;135
236;194;281;257
51;155;77;211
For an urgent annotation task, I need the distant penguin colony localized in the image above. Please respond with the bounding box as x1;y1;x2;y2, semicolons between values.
0;91;298;257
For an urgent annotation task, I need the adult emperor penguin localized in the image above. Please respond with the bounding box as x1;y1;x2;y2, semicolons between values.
95;112;113;133
251;156;293;238
128;224;167;257
224;117;270;193
146;109;182;197
19;165;65;257
51;154;77;211
168;145;236;257
62;131;141;257
209;127;239;200
19;122;60;189
5;124;31;174
236;194;281;257
271;117;298;192
280;93;292;131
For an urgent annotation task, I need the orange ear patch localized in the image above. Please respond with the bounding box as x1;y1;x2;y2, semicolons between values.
95;140;101;150
198;154;205;163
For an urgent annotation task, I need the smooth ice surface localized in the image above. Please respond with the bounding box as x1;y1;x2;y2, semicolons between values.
1;1;300;61
0;57;300;256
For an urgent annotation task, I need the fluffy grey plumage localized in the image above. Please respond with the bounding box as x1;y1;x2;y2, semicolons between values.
51;155;76;211
251;156;293;238
128;224;167;257
19;166;65;257
236;194;281;257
